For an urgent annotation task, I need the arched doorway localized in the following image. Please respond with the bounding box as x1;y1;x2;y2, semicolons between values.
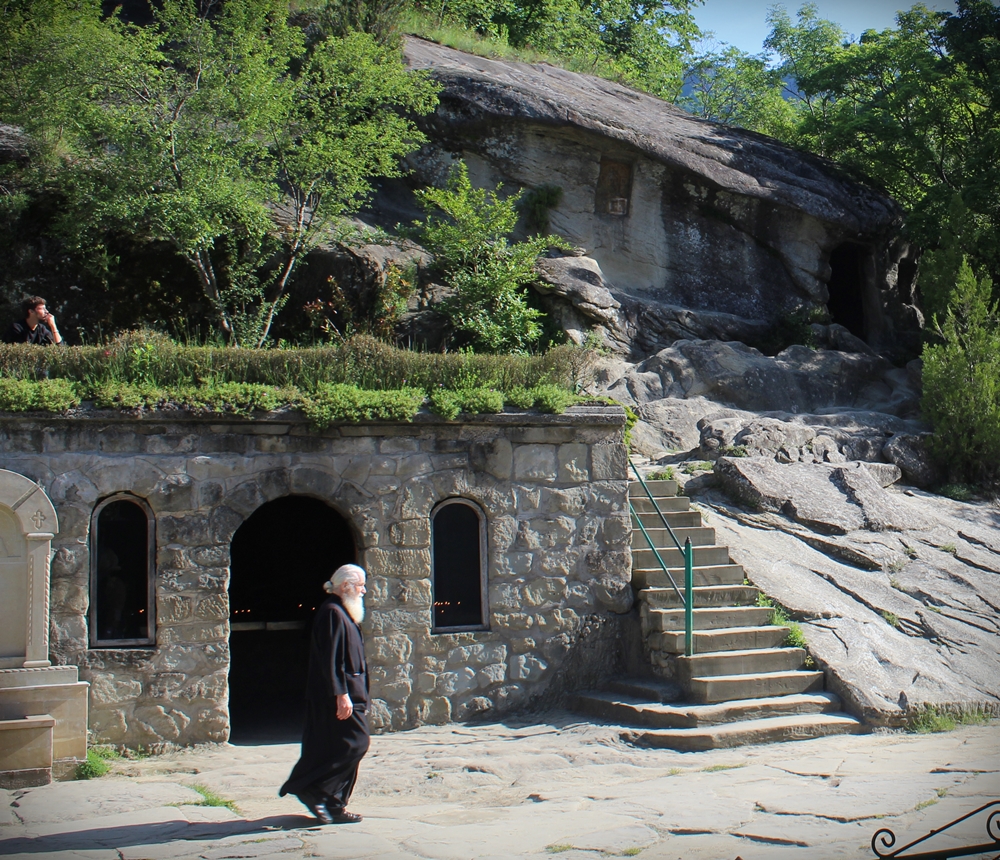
228;496;356;743
827;243;869;339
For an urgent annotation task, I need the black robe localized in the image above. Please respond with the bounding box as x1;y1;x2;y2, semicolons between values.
279;595;370;806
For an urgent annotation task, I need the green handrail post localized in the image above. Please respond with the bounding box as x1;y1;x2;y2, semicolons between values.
684;537;694;657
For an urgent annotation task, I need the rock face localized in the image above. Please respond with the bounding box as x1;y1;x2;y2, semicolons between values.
397;37;922;356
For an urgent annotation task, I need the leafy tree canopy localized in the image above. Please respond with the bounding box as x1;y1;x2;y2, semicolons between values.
0;0;437;345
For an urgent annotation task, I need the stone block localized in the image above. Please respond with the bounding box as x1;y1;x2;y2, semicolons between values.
289;467;340;499
157;594;193;625
157;622;227;644
491;612;534;630
210;506;244;544
223;480;264;517
397;481;436;519
369;635;413;665
0;716;53;786
50;580;88;615
256;468;291;501
510;654;547;681
517;516;575;549
558;443;590;482
365;547;432;580
389;519;431;548
199;482;224;507
592;442;627;480
379;438;420;454
367;607;429;636
455;696;493;719
396;454;432;480
477;663;507;688
436;667;477;696
494;551;533;577
48;470;98;505
542;487;589;516
50;545;86;579
159;513;212;547
470;438;513;480
407;696;451;725
195;593;229;622
489;516;518;551
513;444;557;481
89;676;143;706
133;705;192;743
149;474;195;512
523;578;568;606
0;679;88;761
446;643;507;668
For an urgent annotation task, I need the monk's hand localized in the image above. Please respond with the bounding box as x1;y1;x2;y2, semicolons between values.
336;693;353;720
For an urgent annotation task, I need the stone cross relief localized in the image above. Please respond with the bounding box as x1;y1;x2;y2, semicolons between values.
31;510;46;530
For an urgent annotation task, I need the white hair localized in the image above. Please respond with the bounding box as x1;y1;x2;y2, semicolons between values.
323;563;366;594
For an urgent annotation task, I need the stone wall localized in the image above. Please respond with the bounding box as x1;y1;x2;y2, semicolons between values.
0;406;629;746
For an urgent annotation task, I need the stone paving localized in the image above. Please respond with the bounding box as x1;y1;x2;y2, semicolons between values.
1;714;998;860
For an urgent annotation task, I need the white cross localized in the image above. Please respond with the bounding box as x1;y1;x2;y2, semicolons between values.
31;510;46;529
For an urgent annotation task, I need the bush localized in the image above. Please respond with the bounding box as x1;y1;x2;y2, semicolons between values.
75;746;119;780
405;162;567;353
922;259;1000;488
0;378;79;412
301;384;426;429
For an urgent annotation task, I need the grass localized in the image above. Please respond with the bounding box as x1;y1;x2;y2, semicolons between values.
546;845;574;854
621;849;644;857
0;334;595;428
647;467;676;481
906;705;993;733
756;593;809;649
914;798;939;811
718;445;749;458
701;763;747;773
940;543;958;555
881;611;901;629
187;784;240;814
683;461;714;474
75;745;122;779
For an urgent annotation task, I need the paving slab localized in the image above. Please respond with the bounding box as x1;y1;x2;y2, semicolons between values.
1;715;997;860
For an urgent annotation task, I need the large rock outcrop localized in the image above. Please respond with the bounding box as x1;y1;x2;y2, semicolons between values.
393;37;922;357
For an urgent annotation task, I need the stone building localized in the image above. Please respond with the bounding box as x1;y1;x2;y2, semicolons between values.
0;405;630;751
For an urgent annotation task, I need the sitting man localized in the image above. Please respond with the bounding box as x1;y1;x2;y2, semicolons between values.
2;296;64;345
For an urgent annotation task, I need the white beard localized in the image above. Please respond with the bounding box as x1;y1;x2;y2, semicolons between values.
342;594;365;624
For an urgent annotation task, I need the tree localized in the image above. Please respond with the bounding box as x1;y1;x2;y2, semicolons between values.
680;44;797;138
0;0;437;346
407;162;561;352
922;258;1000;487
763;1;1000;314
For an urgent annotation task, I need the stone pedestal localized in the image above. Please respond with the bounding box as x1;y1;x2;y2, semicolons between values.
0;469;87;786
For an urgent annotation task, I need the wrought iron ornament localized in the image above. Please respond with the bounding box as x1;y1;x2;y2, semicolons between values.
871;800;1000;859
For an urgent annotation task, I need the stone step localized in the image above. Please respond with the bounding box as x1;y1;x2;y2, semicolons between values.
641;585;760;608
629;497;691;514
678;647;806;680
631;509;703;529
648;625;790;654
603;677;683;703
630;480;677;498
570;690;844;729
645;606;774;632
631;526;717;549
625;713;863;751
633;563;745;590
632;545;731;571
689;669;825;703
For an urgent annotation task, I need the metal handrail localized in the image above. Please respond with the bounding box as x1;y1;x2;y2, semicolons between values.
629;458;695;657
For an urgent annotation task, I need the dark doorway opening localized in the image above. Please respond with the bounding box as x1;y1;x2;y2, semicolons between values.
228;495;355;744
827;243;868;339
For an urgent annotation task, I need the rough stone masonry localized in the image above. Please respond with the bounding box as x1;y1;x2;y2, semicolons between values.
0;405;630;747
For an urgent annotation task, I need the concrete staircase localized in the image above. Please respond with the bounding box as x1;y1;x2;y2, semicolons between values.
572;478;862;751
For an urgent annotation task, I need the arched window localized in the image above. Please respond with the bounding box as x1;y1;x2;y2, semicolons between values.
89;495;155;647
431;499;487;632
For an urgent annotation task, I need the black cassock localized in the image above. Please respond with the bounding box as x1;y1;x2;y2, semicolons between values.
279;594;370;811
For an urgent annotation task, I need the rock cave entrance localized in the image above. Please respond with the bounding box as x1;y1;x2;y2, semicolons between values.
227;495;356;744
827;243;869;340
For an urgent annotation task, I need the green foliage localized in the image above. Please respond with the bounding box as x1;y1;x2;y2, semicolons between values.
429;386;504;419
922;259;1000;487
718;445;748;458
519;185;564;234
505;384;579;413
763;1;1000;300
938;483;974;501
0;1;437;346
0;378;79;413
881;611;901;629
908;706;957;734
188;784;240;814
683;461;713;474
407;0;701;100
406;162;566;352
647;467;676;481
75;747;113;780
301;384;426;428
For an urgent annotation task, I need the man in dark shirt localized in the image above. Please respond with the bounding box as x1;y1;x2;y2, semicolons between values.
280;564;370;825
2;296;64;345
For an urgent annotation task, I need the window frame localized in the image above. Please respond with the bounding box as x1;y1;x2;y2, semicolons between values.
430;497;489;634
89;493;157;648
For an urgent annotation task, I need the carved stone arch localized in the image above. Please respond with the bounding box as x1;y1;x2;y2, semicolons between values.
0;469;60;669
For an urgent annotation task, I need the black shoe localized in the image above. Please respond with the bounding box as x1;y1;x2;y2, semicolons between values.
327;808;363;824
297;793;333;825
